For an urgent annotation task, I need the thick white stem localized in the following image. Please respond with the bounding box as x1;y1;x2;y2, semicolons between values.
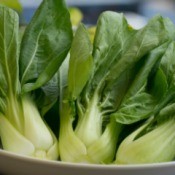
75;93;102;146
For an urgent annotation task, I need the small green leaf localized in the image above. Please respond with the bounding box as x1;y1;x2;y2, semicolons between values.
68;24;93;100
148;68;168;101
113;92;156;124
158;103;175;123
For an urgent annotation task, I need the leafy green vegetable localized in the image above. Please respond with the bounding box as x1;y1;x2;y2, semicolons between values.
0;0;175;165
68;23;93;100
115;41;175;164
110;17;175;125
0;0;72;160
58;12;172;164
20;0;72;93
115;117;175;164
112;42;169;124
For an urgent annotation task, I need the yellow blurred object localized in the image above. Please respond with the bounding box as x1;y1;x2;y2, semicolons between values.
0;0;22;12
128;25;133;30
69;7;83;26
88;26;96;43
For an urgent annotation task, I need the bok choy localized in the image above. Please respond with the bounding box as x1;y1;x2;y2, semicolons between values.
58;12;172;164
1;0;175;165
0;0;72;160
115;41;175;164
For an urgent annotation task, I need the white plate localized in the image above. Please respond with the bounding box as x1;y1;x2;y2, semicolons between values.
0;149;175;175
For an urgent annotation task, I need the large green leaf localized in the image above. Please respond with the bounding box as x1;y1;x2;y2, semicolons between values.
20;0;73;93
104;15;170;92
114;40;175;124
88;12;133;94
0;5;19;98
93;12;132;66
0;5;23;131
85;14;170;114
111;43;168;124
103;16;170;111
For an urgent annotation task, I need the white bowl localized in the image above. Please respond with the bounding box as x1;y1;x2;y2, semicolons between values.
0;149;175;175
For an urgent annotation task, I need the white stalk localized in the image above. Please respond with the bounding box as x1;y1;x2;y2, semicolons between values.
75;92;102;146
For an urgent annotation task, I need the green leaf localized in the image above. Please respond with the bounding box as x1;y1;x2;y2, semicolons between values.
20;0;73;93
112;43;169;124
68;24;93;100
0;5;22;131
104;15;170;91
160;42;175;88
162;17;175;40
152;41;175;118
157;103;175;123
0;5;20;97
148;68;168;102
93;12;133;66
90;14;170;113
125;42;169;100
88;12;133;95
113;92;156;124
33;72;59;116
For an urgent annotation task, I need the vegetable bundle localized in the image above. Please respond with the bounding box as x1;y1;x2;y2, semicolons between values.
0;0;72;159
0;0;175;164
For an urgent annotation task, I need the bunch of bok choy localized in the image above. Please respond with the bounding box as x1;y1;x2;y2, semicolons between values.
1;0;175;165
115;41;175;164
0;0;72;160
58;11;175;164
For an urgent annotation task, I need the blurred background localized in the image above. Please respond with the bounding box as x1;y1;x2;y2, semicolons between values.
1;0;175;29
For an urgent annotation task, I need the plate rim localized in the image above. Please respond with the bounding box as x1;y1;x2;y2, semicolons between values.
1;148;175;170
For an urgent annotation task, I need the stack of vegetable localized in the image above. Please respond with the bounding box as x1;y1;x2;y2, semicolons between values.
0;0;175;165
0;0;73;159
